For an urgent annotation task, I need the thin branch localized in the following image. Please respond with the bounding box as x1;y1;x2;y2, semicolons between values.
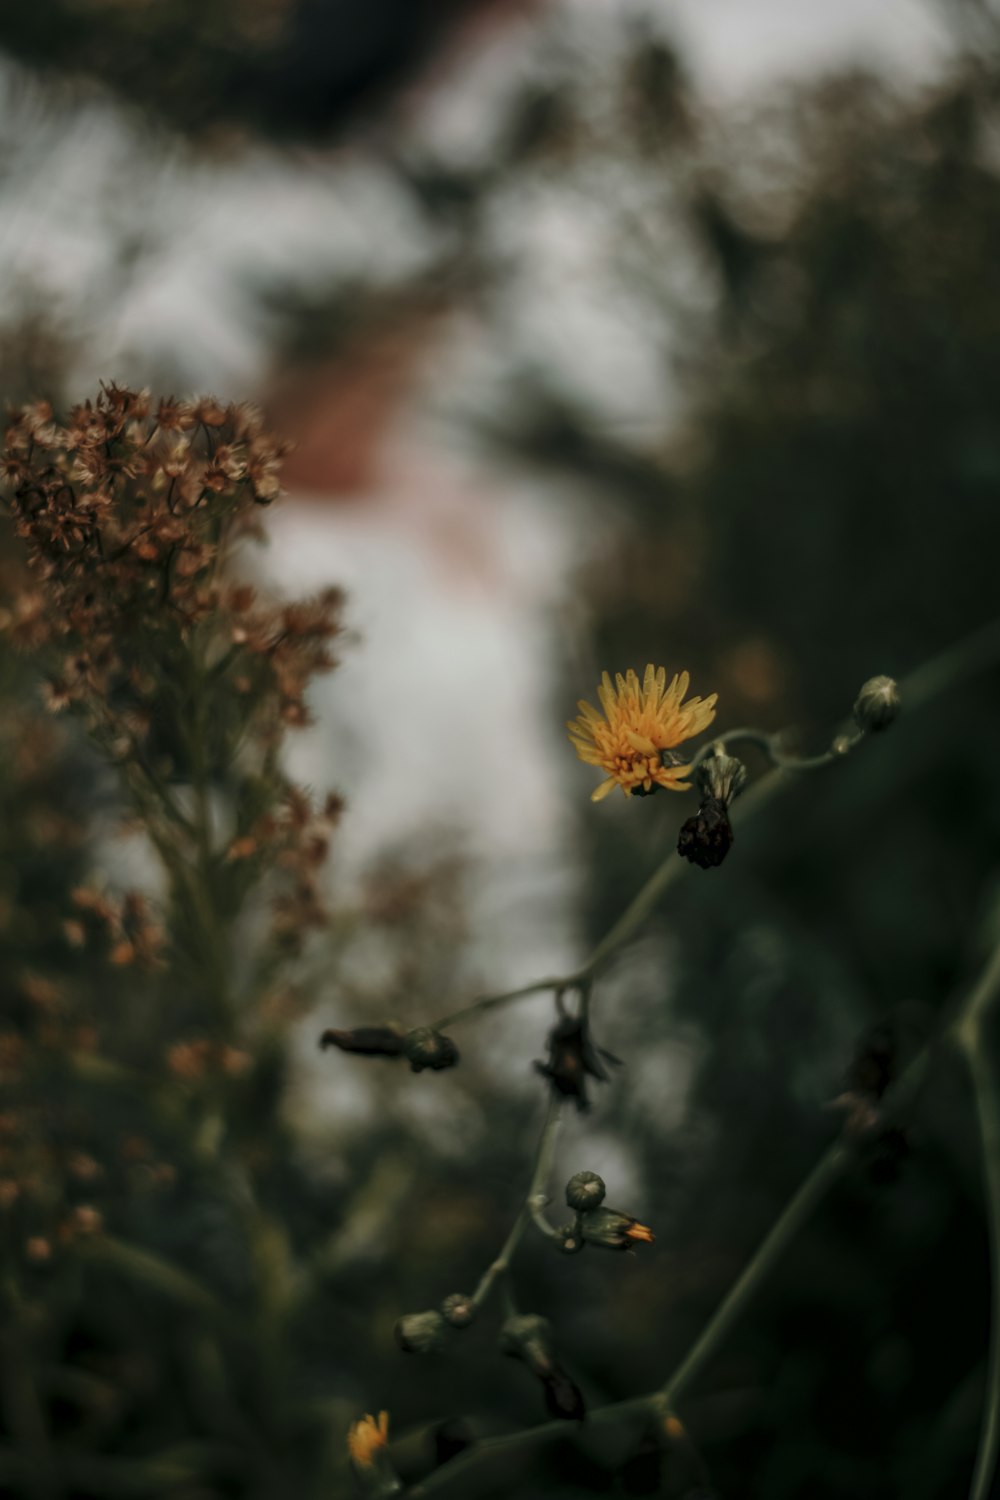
471;1096;563;1311
404;943;995;1498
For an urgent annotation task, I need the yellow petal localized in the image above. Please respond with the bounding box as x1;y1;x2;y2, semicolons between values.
591;777;618;802
626;730;657;755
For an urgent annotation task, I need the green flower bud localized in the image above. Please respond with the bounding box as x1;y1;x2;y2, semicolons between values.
554;1222;585;1255
853;675;900;733
402;1027;460;1074
579;1206;655;1252
441;1292;476;1329
394;1309;448;1353
565;1170;606;1213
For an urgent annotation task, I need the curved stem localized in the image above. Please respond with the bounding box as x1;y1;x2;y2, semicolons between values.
471;1096;563;1310
687;725;864;777
432;978;566;1032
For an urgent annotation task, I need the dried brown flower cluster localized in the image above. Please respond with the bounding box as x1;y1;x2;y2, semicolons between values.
0;384;346;977
0;385;342;736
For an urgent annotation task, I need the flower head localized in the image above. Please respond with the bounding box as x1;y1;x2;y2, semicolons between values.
568;665;717;802
579;1206;655;1251
534;1013;620;1112
348;1411;390;1469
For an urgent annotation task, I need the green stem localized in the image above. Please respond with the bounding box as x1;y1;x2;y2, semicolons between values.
660;1143;849;1405
954;940;1000;1500
687;725;865;776
472;1096;563;1310
432;978;567;1032
965;1043;1000;1500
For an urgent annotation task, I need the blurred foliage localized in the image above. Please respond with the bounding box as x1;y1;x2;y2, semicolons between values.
2;6;1000;1500
0;0;502;140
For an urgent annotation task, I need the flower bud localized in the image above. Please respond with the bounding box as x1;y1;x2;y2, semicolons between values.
402;1027;460;1074
853;675;900;733
554;1223;585;1254
394;1310;449;1354
579;1206;655;1252
565;1170;606;1213
441;1292;476;1329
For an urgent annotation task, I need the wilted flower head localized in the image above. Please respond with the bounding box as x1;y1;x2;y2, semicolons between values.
677;797;734;869
319;1024;459;1074
500;1314;586;1421
534;1012;621;1112
320;1025;406;1059
678;745;748;869
568;665;717;801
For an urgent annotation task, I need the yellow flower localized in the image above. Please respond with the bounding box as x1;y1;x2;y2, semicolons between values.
568;664;717;802
348;1410;390;1469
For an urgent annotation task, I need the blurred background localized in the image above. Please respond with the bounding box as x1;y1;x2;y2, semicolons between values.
3;1;1000;1496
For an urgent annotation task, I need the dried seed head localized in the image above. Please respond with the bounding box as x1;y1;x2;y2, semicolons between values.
677;797;734;869
853;675;901;733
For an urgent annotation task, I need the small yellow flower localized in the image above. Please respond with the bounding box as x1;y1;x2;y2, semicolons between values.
348;1410;390;1469
568;664;717;802
625;1220;655;1245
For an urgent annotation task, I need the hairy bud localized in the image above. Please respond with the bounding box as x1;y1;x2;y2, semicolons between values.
853;675;900;733
395;1310;449;1354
